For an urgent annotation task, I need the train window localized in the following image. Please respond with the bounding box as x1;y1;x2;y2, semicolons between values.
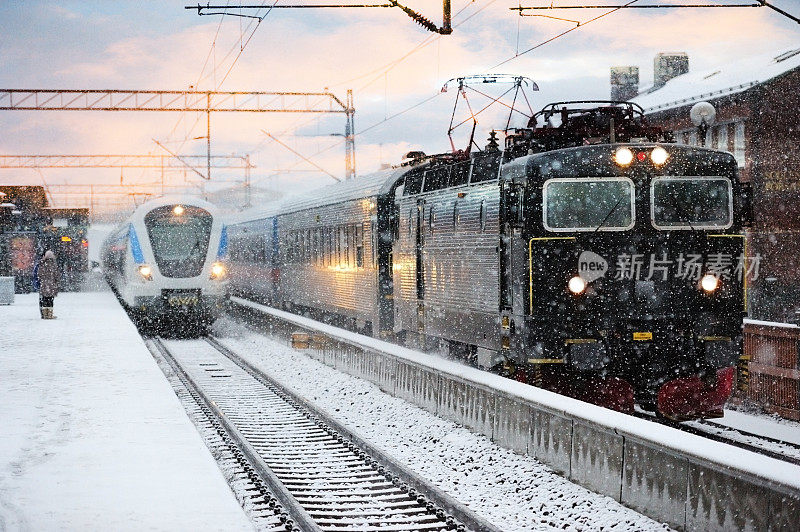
323;227;329;266
449;161;471;187
404;171;424;195
355;224;364;268
344;225;351;267
423;166;450;192
480;200;487;231
651;177;733;230
543;177;635;232
470;153;501;183
337;226;344;266
313;229;320;265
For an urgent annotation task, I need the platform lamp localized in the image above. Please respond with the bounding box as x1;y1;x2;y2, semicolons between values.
690;101;716;147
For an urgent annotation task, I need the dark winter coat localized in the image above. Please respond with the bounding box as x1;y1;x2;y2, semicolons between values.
37;257;60;298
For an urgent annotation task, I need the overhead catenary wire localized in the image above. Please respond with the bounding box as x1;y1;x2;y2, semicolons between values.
510;1;798;23
491;0;641;70
187;1;455;33
244;1;490;178
157;1;275;187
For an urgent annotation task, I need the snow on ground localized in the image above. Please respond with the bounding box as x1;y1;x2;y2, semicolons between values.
0;292;252;531
233;297;800;491
214;317;672;532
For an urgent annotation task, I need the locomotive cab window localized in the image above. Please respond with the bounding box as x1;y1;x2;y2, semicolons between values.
423;166;450;193
543;177;635;232
470;153;501;184
651;177;733;230
449;161;471;187
404;171;424;195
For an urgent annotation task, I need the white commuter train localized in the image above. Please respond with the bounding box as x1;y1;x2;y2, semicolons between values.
101;196;229;333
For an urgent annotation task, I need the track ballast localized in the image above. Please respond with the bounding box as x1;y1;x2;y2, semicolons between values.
148;335;497;532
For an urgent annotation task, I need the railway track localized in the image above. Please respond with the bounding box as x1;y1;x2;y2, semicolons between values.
147;334;498;532
228;298;800;469
690;418;800;464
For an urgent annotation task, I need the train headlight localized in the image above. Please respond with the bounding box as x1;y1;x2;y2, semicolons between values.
613;147;634;167
700;274;720;293
650;146;669;166
138;264;153;281
172;205;185;216
210;261;227;280
568;275;587;295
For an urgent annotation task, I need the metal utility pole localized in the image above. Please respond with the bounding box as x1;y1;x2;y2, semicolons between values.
207;93;211;182
244;154;252;209
0;154;250;170
0;154;253;212
0;89;356;179
345;89;356;179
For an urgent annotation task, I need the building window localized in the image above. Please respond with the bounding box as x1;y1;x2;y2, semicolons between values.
716;123;729;152
734;121;746;168
688;130;698;146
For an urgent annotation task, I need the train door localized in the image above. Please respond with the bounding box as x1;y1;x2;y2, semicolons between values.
414;198;426;335
377;196;396;338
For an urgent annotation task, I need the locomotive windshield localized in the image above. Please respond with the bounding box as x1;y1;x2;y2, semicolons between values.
145;205;213;278
543;177;635;232
651;177;732;230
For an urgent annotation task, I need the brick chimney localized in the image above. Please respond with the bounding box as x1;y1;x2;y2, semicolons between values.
610;66;640;101
653;52;689;88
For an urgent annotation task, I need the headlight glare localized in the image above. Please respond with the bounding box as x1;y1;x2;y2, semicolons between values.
138;264;153;280
210;261;227;280
614;147;634;167
651;146;669;166
700;274;719;293
568;275;587;295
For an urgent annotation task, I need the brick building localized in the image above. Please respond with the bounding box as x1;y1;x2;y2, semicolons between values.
615;48;800;322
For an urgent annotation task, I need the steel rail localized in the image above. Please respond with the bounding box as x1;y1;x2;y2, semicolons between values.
151;334;497;531
230;298;800;468
205;336;501;532
148;337;320;532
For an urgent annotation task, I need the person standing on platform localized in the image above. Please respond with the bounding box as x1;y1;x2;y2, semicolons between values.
36;250;60;319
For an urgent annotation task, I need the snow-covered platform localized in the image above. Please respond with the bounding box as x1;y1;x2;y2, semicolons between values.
0;292;252;531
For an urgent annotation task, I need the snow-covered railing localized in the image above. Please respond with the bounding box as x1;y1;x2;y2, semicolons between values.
232;296;800;531
742;320;800;421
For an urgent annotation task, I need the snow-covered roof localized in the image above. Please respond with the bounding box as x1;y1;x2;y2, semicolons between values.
632;47;800;113
229;166;411;224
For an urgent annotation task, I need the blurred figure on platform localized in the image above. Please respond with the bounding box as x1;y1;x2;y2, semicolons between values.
35;250;60;319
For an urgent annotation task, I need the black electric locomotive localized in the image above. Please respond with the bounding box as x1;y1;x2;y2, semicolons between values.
229;101;749;420
498;102;749;417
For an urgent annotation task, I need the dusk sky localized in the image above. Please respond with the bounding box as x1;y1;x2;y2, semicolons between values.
1;1;798;201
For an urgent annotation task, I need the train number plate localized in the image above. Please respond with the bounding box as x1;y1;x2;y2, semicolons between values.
167;293;199;307
633;332;653;341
